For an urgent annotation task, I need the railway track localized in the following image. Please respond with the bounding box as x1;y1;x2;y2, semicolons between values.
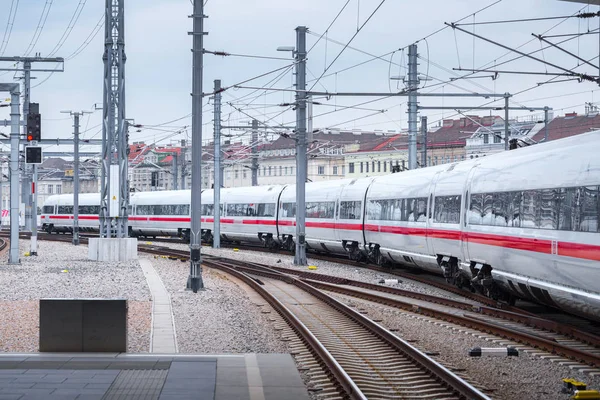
9;232;600;372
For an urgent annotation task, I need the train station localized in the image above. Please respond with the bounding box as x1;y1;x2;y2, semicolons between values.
0;0;599;399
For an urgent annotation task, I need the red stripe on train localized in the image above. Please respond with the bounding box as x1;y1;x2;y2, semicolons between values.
558;241;600;262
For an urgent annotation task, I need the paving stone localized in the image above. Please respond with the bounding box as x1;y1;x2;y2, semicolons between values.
215;384;250;400
256;367;305;388
216;367;248;387
263;386;310;400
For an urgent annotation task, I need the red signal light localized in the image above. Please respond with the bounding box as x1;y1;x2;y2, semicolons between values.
27;134;34;141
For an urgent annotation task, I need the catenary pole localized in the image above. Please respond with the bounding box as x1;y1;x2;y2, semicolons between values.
73;113;80;245
421;116;427;168
407;44;418;170
504;93;510;150
251;119;258;186
294;26;308;266
23;60;31;233
544;106;549;142
188;0;205;292
2;83;21;264
213;79;221;249
172;152;178;190
180;139;186;189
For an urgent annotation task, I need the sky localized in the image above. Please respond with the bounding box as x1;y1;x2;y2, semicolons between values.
0;0;599;154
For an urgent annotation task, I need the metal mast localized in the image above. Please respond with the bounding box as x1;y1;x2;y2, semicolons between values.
213;79;221;249
100;0;128;238
294;26;308;266
407;44;418;170
251;119;258;186
188;0;205;292
420;116;427;167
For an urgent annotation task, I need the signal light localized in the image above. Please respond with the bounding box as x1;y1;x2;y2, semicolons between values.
26;112;41;142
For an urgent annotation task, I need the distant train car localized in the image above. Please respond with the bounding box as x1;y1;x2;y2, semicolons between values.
129;190;191;238
41;193;100;233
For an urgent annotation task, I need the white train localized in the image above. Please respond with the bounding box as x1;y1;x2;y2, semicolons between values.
42;131;600;321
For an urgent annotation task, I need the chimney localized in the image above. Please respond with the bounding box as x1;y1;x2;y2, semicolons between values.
565;112;578;119
482;116;493;126
443;119;454;128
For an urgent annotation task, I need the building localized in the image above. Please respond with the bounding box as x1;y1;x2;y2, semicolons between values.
465;116;542;159
61;160;100;194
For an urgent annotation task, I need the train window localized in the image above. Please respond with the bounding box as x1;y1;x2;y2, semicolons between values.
521;190;539;228
339;201;361;220
509;191;522;227
580;186;599;232
408;198;428;222
539;189;559;230
306;202;335;219
558;188;575;231
481;193;493;225
492;192;510;227
201;204;214;216
256;203;276;217
281;202;296;218
227;204;249;216
468;194;482;225
58;206;73;214
42;205;54;214
434;195;461;224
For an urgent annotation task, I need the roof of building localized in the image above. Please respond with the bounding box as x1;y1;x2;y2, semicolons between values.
531;112;600;142
40;158;69;170
427;116;501;148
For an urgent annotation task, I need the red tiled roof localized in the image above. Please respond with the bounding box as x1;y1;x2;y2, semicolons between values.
531;113;600;142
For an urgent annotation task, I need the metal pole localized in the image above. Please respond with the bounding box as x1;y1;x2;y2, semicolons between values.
421;116;427;168
8;85;20;264
172;152;178;190
544;106;549;142
251;119;258;186
73;113;80;245
23;60;31;232
116;0;128;239
294;26;308;266
407;43;418;170
213;79;221;249
180;139;186;190
504;94;510;151
188;0;205;292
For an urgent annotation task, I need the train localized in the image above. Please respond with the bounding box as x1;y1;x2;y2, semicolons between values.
41;130;600;321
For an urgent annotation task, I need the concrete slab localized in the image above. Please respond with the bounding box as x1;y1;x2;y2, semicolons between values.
0;354;309;400
88;238;137;262
139;259;178;354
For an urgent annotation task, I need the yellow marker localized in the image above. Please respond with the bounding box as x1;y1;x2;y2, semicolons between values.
145;241;153;245
308;265;317;270
24;252;30;257
233;248;239;252
572;390;600;400
61;269;68;273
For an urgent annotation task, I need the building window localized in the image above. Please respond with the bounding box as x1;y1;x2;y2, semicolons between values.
383;162;387;172
56;186;62;194
279;166;282;176
243;170;247;179
349;162;355;173
48;185;53;194
401;160;405;170
428;156;431;166
341;165;345;175
290;167;294;175
318;166;325;175
483;134;489;144
366;163;369;173
285;167;288;175
263;167;266;176
333;166;338;175
268;166;272;176
434;156;438;165
494;134;501;144
377;161;381;172
372;161;375;172
234;170;239;179
360;162;363;173
461;155;465;160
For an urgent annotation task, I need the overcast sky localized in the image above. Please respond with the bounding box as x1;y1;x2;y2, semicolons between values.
0;0;598;153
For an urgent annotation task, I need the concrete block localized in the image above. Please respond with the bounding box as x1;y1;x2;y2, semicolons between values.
88;238;138;262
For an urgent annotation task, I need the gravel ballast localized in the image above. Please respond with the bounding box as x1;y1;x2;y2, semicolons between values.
330;292;600;400
0;239;151;353
148;254;288;354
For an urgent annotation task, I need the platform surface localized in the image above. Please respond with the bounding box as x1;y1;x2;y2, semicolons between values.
0;353;310;400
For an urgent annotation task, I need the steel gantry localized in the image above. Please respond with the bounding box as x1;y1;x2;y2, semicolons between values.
100;0;128;238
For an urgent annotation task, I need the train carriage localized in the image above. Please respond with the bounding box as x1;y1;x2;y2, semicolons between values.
463;132;600;320
129;190;191;238
41;193;101;233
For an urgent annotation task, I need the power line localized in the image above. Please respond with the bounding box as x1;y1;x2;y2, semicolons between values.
48;0;88;57
65;12;103;60
23;0;54;56
0;0;20;56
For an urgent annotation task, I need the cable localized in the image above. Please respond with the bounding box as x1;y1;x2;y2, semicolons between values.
48;0;88;57
23;0;54;57
307;0;388;93
307;0;351;55
0;0;19;56
65;13;103;60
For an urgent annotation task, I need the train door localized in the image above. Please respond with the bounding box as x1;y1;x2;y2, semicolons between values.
425;171;441;256
461;165;478;263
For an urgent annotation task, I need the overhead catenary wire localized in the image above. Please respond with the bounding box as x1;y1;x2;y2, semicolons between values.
48;0;88;57
23;0;54;57
0;0;19;56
